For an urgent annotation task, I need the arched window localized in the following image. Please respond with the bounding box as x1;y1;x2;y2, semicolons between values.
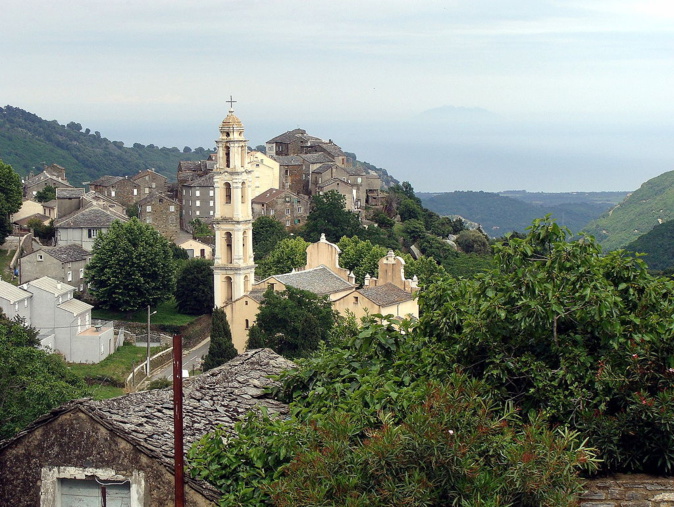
224;182;232;204
225;232;233;263
241;182;246;203
224;276;233;302
245;319;250;329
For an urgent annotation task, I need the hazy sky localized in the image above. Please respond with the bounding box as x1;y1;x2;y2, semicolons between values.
2;0;673;192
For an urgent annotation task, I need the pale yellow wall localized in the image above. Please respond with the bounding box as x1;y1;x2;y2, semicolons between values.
11;200;44;222
178;239;213;260
333;293;418;322
225;296;260;352
248;151;280;196
305;235;351;282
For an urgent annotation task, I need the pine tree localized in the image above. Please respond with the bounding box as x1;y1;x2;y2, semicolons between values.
202;308;237;371
245;324;266;350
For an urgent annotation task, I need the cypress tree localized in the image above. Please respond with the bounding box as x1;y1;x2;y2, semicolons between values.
202;308;237;371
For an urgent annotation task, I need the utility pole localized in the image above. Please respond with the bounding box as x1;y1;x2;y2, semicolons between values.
173;334;185;506
146;305;156;377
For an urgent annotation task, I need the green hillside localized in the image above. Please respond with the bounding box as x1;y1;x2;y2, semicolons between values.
624;219;674;271
419;191;610;236
0;106;213;187
583;170;674;251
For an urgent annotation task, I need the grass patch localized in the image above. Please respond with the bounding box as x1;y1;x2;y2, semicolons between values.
0;249;16;284
87;384;125;400
69;342;164;388
92;299;197;326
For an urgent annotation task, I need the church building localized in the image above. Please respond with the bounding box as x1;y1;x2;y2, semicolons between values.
212;104;418;352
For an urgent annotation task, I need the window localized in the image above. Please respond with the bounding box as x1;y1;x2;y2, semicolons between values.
183;188;186;195
146;205;152;212
152;182;156;188
286;219;291;226
87;229;98;239
209;200;214;207
270;209;275;215
245;319;250;329
37;254;44;262
209;189;214;196
169;205;175;212
195;190;200;197
195;200;201;207
146;216;152;223
67;271;72;281
353;296;359;305
79;268;84;277
133;188;138;196
196;210;200;216
210;210;214;216
285;208;290;215
145;187;150;194
297;206;302;213
79;284;83;291
111;189;116;197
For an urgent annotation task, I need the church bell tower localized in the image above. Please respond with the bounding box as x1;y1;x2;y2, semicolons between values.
213;100;255;307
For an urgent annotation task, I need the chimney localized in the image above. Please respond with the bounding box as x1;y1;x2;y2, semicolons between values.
56;281;62;290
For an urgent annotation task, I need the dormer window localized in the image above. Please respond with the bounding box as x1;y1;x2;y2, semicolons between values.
37;254;44;262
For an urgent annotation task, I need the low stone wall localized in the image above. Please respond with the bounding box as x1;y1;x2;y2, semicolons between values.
582;474;674;506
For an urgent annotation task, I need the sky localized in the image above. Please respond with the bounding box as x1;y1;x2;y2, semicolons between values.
2;0;673;192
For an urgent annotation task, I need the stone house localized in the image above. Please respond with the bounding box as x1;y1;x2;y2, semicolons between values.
54;205;129;251
0;277;116;363
251;188;310;228
131;169;167;198
56;187;86;218
181;172;215;230
10;199;51;224
89;176;139;207
0;349;294;506
23;164;72;199
317;178;360;210
137;192;181;240
265;128;323;157
19;244;91;292
272;155;305;195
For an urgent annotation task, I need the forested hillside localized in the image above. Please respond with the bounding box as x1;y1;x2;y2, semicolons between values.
419;190;612;236
583;170;674;251
0;106;213;187
624;219;674;272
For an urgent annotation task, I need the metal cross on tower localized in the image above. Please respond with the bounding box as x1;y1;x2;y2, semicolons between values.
226;95;237;109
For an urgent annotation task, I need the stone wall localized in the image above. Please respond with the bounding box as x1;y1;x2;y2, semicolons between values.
582;475;674;506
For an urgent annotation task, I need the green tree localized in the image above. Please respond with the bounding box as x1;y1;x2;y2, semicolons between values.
419;217;674;474
456;228;491;254
397;198;424;222
85;218;176;312
256;236;308;279
252;216;289;261
302;191;361;243
190;219;213;238
175;259;214;315
202;307;237;371
0;312;86;439
26;218;55;242
34;184;56;203
252;287;336;358
337;236;387;286
0;160;22;245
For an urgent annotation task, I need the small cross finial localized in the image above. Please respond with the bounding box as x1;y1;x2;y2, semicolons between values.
226;95;237;109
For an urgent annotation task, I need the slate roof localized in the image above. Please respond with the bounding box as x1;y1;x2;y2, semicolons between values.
83;191;120;207
267;128;306;144
248;290;266;303
24;276;75;297
319;142;346;158
252;188;286;204
270;266;355;296
178;160;215;172
24;172;71;188
14;213;51;226
271;155;304;166
184;172;214;187
90;175;124;187
58;298;92;316
301;153;333;164
137;192;179;206
313;163;338;175
0;279;32;304
56;188;85;199
318;177;355;189
55;206;128;228
359;283;413;307
37;244;90;263
0;349;295;503
132;169;166;182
